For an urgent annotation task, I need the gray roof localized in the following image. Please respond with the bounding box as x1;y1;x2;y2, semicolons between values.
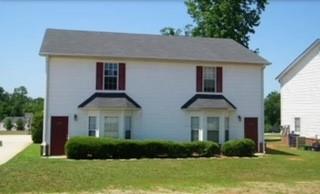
181;94;236;110
40;29;269;65
276;39;320;80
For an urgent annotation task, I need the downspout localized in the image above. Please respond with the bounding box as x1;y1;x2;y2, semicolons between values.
41;56;50;156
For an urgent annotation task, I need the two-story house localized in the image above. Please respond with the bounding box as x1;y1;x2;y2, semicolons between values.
277;39;320;140
39;29;269;155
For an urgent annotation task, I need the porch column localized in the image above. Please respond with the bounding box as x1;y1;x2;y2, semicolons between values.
219;115;225;144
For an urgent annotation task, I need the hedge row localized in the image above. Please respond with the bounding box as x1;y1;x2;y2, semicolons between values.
222;139;256;157
65;137;220;159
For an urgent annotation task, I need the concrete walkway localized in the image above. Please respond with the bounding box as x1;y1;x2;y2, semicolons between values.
0;135;32;165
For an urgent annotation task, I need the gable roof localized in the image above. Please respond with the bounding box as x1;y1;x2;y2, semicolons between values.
40;29;269;65
181;94;236;110
276;39;320;81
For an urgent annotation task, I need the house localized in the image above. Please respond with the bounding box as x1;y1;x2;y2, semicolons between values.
0;113;33;131
277;39;320;141
39;29;269;155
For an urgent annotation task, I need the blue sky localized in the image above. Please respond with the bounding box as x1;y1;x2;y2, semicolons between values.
0;0;319;98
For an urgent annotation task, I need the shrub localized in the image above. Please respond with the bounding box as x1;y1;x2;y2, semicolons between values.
222;139;256;157
4;118;13;131
31;112;43;143
16;119;25;131
65;137;220;159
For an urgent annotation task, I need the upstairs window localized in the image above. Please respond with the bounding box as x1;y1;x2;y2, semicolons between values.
203;67;216;92
104;63;118;90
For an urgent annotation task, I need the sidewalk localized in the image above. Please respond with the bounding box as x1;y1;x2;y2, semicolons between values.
0;135;32;165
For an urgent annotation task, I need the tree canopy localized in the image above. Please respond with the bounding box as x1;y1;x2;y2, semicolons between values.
0;86;43;121
264;91;280;132
161;0;268;48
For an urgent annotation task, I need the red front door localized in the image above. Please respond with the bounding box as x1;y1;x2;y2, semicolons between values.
244;117;258;151
50;116;68;155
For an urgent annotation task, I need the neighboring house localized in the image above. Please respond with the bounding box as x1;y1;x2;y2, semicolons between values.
0;113;33;131
277;39;320;139
39;29;269;155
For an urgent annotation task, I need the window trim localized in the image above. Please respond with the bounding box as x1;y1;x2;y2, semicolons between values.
191;116;200;141
103;63;119;90
202;66;217;93
88;116;97;137
294;117;301;132
207;116;220;142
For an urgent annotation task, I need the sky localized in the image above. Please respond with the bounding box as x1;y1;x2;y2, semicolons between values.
0;0;319;98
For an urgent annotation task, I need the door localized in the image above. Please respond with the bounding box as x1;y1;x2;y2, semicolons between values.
244;117;258;151
50;116;68;155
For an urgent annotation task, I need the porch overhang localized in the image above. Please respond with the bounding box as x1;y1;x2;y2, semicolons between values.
78;92;141;110
181;94;236;111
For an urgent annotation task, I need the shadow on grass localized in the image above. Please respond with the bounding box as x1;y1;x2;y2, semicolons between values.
266;147;297;156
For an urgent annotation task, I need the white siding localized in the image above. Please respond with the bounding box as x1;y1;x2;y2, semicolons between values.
45;57;264;148
280;49;320;138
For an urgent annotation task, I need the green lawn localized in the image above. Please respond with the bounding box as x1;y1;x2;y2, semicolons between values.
1;139;320;193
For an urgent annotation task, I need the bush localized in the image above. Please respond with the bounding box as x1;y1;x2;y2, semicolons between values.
16;119;25;131
65;137;220;159
222;139;256;157
31;112;43;143
4;118;13;131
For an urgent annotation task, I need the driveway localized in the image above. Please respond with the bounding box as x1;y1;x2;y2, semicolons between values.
0;135;32;165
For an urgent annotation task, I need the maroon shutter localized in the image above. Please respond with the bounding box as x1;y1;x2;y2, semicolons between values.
118;63;126;90
196;66;203;92
96;62;103;90
217;67;223;92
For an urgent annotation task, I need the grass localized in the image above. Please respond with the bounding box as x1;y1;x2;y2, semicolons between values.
1;137;320;193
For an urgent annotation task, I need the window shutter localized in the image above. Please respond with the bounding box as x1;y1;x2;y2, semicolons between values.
96;62;103;90
196;66;203;92
119;63;126;90
217;67;223;92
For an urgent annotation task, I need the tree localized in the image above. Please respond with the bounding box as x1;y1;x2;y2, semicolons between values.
31;111;43;143
16;118;25;131
264;91;280;132
4;118;13;131
161;0;268;48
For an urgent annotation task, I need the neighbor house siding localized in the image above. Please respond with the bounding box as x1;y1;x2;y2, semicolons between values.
280;50;320;138
45;57;264;147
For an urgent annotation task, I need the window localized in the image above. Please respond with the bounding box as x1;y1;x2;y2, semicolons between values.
207;117;219;142
225;117;229;142
295;117;301;132
203;67;216;92
104;117;119;138
125;116;132;139
104;63;118;90
191;117;200;141
88;116;97;136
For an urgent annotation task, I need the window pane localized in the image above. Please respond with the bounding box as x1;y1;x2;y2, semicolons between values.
207;117;219;131
104;63;118;90
191;130;199;141
191;117;199;141
88;116;96;130
207;130;219;142
125;116;132;139
204;67;216;92
225;130;229;142
104;117;119;138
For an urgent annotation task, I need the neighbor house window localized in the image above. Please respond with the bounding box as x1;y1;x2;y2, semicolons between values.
191;117;200;141
203;67;216;92
104;63;118;90
88;116;97;136
225;117;229;142
125;116;132;139
104;117;119;138
294;117;301;132
207;117;219;142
